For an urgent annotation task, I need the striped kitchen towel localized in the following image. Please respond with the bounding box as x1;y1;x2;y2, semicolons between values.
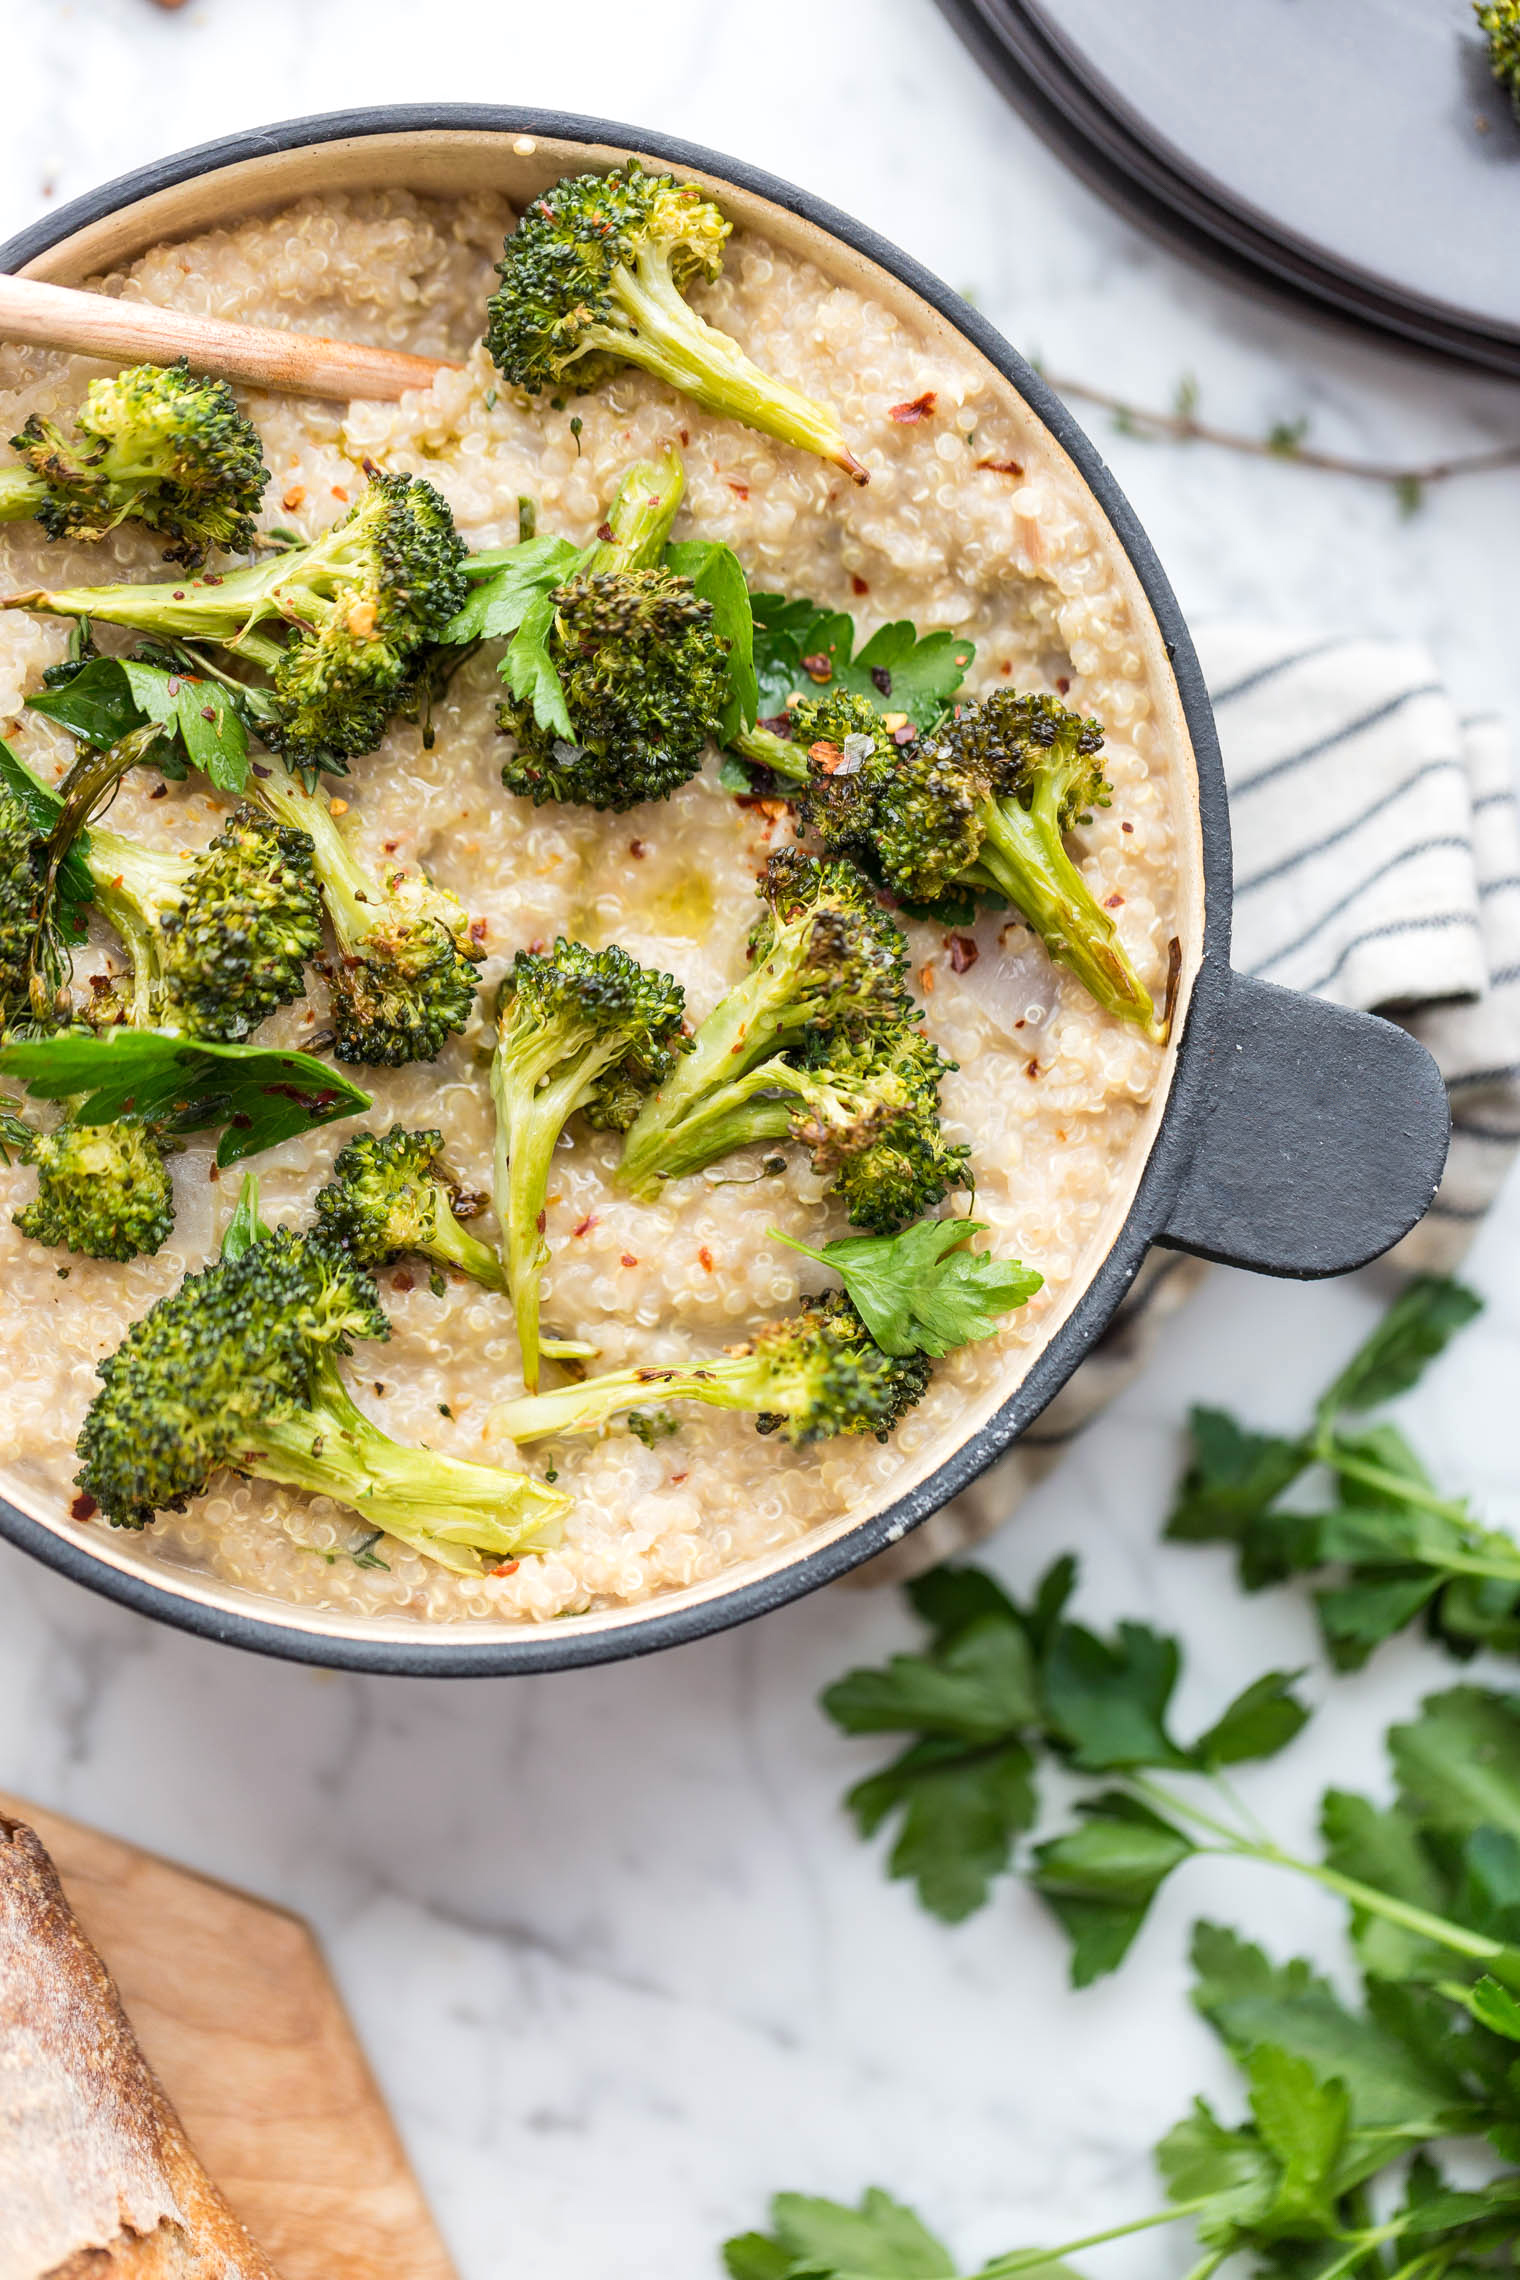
861;626;1520;1581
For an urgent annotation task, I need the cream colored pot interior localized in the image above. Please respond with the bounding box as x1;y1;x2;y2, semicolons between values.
6;127;1205;1648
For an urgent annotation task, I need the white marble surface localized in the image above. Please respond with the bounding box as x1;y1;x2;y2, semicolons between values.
4;6;1520;2275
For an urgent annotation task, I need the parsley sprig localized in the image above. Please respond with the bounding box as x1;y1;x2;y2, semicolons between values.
1166;1276;1520;1666
770;1220;1042;1358
768;1588;1520;2280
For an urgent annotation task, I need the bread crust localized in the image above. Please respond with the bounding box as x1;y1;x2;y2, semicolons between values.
0;1814;278;2280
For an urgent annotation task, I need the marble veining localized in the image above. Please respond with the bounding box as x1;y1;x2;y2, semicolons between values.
3;5;1520;2274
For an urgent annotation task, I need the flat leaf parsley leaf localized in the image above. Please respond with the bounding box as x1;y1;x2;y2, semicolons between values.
769;1219;1042;1359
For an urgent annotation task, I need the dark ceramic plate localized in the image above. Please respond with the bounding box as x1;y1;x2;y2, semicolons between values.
940;0;1520;378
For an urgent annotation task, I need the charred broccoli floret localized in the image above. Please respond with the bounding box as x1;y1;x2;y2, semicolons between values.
74;1186;569;1572
0;361;268;569
5;474;469;771
79;802;322;1042
246;755;481;1065
0;769;42;1030
495;1289;930;1449
486;162;866;481
799;689;1166;1041
15;1114;174;1262
1477;1;1520;111
792;1023;970;1234
315;1125;506;1292
618;848;912;1198
492;938;687;1389
497;448;729;810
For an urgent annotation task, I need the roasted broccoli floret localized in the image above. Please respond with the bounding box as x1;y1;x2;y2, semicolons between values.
0;361;268;569
1477;0;1520;111
495;1289;930;1448
497;448;729;810
0;769;42;1030
74;1191;569;1573
798;689;1166;1041
618;848;912;1197
15;1114;175;1262
485;163;866;482
5;474;469;771
315;1125;507;1292
246;754;481;1065
491;938;687;1389
76;801;323;1042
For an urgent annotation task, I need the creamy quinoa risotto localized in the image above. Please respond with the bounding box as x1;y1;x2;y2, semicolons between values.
0;185;1183;1626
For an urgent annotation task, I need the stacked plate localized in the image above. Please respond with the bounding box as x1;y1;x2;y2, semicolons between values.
939;0;1520;379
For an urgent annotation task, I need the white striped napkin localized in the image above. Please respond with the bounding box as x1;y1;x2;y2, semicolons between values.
861;629;1520;1581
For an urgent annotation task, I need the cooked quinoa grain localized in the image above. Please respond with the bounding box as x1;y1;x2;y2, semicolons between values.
0;189;1184;1625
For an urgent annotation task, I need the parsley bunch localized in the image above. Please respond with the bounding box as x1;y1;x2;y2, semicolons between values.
760;1598;1520;2280
1167;1276;1520;1667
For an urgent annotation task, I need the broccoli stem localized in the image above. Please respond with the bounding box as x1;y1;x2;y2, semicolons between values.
250;757;376;950
593;254;867;483
492;1033;627;1390
2;508;372;641
619;951;805;1195
975;793;1163;1041
245;1353;566;1575
728;722;810;783
620;1059;796;1186
496;1352;777;1443
425;1199;510;1294
0;468;47;524
580;444;684;573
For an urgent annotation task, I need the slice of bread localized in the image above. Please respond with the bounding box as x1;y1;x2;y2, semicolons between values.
0;1813;278;2280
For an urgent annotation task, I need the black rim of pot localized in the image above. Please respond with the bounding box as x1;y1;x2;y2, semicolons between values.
0;105;1231;1676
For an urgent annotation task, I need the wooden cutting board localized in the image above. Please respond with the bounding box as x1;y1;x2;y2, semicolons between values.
0;1792;457;2280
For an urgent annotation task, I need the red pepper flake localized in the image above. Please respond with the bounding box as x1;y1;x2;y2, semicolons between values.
392;1268;415;1293
70;1491;98;1522
620;1252;638;1268
698;1246;714;1272
149;782;168;800
331;484;349;502
946;934;979;973
1104;893;1124;910
171;590;186;602
383;838;400;853
892;722;916;746
727;480;750;500
207;1165;220;1181
490;1559;521;1578
1026;1058;1041;1079
919;963;936;995
890;391;938;423
1121;821;1134;834
679;428;690;446
1056;676;1071;695
527;936;547;955
800;652;833;684
1000;660;1013;676
669;1472;688;1486
850;575;870;596
572;1213;598;1238
469;917;489;945
281;486;305;512
734;793;793;819
976;455;1024;475
596;521;615;542
536;1209;548;1234
809;739;846;773
200;706;217;722
629;838;648;858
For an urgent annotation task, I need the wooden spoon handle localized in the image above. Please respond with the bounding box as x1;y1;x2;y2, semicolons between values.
0;273;462;402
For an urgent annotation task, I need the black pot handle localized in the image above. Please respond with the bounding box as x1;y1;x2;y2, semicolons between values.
1159;973;1451;1278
